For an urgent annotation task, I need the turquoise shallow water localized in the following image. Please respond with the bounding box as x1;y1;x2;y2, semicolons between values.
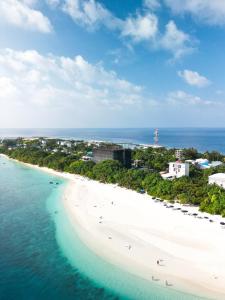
0;156;208;300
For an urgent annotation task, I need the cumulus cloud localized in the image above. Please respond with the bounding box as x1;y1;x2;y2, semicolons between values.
164;0;225;26
0;48;153;126
167;90;217;106
121;13;158;42
144;0;161;10
160;21;194;59
178;69;211;87
62;0;225;29
0;48;223;127
60;0;194;59
62;0;122;30
0;0;53;33
121;18;195;60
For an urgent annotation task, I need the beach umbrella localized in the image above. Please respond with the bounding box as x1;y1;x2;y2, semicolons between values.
220;222;225;226
192;213;198;216
181;210;188;213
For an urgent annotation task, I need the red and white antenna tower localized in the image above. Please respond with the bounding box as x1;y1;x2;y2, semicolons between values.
154;128;159;146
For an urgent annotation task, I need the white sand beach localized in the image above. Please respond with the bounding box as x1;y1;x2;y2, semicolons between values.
62;179;225;300
1;154;225;299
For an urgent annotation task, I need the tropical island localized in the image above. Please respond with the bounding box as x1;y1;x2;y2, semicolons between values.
1;137;225;217
2;137;225;299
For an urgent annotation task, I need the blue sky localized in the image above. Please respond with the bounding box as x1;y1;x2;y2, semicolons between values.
0;0;225;128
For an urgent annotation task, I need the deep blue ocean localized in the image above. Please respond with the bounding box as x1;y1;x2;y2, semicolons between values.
0;128;225;153
0;156;206;300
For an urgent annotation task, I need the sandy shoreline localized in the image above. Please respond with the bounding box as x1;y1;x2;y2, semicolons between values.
1;154;225;299
63;180;225;300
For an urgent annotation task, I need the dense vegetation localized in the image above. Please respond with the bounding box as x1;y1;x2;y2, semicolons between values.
1;142;225;217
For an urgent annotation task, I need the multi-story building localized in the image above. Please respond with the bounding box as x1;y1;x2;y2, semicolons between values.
93;146;131;168
162;162;189;180
169;162;189;178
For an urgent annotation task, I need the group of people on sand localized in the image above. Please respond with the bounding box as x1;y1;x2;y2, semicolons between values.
155;259;173;286
96;199;173;288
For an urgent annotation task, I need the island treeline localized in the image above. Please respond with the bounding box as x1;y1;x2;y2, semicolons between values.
1;139;225;217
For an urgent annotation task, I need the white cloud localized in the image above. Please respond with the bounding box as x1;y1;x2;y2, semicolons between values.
46;0;60;7
62;0;122;30
63;0;159;39
165;0;225;26
0;76;20;103
167;90;217;106
0;48;224;127
178;69;211;87
61;1;194;59
160;20;194;59
144;0;161;10
0;48;153;126
0;0;52;33
121;13;158;42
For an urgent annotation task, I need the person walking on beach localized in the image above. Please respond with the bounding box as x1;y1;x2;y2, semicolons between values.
165;280;172;287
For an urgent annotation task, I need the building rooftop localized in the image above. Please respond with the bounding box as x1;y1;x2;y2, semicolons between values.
94;145;123;151
169;161;188;165
209;173;225;179
210;161;223;167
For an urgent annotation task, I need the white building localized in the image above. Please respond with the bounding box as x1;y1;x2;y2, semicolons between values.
169;162;189;178
162;162;189;180
57;140;72;147
208;173;225;189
